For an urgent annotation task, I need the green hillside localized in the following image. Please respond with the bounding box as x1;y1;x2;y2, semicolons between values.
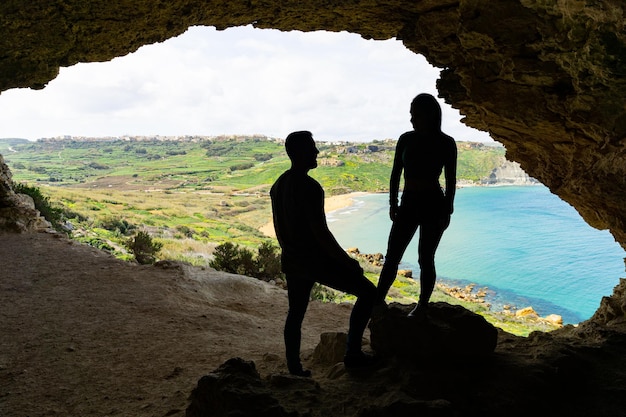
2;136;504;191
1;136;505;255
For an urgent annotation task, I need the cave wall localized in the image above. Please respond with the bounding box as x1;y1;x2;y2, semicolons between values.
1;0;625;251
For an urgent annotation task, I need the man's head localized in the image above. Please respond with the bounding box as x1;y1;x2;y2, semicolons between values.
285;131;319;170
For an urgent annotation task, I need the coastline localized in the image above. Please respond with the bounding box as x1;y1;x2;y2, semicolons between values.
258;188;567;329
258;184;538;237
258;191;368;238
325;191;369;212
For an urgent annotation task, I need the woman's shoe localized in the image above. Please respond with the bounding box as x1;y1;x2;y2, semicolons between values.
407;303;428;321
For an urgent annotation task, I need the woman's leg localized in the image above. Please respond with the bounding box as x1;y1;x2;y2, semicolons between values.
377;213;419;302
416;216;449;306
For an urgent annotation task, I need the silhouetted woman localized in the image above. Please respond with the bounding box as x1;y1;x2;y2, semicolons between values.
377;93;457;318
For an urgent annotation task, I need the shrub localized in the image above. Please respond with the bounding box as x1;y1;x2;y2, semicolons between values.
203;142;235;157
209;242;241;273
88;162;109;170
209;242;256;276
311;283;339;302
80;237;115;253
176;225;194;238
126;231;163;264
209;241;283;282
236;246;256;277
229;162;255;171
254;241;282;281
60;207;87;222
99;217;136;235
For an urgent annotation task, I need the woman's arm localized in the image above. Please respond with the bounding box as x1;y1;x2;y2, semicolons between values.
443;135;457;214
389;136;405;221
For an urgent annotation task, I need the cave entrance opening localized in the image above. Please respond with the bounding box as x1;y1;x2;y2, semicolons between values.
1;25;623;325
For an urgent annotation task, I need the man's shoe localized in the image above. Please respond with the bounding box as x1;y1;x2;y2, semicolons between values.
288;366;312;377
343;351;379;369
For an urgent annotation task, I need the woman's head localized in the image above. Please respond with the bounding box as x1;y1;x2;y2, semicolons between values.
410;93;442;132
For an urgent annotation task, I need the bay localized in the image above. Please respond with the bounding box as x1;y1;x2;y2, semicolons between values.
328;186;626;324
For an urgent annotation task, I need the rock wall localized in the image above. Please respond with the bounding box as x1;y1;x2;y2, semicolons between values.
0;154;13;207
0;0;625;251
0;155;50;232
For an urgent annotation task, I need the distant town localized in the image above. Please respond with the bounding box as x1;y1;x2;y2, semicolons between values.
3;134;504;150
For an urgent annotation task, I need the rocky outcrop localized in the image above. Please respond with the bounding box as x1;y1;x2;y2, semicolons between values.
0;155;50;232
0;154;14;206
482;160;539;185
1;1;625;250
589;278;626;326
346;247;384;267
318;157;345;167
187;300;626;417
186;358;298;417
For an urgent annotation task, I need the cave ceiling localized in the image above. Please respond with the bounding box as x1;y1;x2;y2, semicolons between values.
1;0;625;250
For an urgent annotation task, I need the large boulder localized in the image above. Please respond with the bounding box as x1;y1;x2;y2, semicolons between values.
369;302;498;361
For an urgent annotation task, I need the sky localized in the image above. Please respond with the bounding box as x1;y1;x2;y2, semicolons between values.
0;25;493;143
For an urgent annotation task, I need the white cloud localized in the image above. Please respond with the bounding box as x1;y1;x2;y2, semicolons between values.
0;25;493;142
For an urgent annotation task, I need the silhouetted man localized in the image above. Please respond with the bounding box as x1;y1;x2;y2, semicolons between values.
270;131;377;377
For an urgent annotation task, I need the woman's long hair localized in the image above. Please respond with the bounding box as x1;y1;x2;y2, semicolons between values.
411;93;442;132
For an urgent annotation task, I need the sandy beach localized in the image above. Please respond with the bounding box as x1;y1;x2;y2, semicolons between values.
259;191;368;237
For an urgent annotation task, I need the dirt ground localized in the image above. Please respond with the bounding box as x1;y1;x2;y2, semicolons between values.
0;231;354;417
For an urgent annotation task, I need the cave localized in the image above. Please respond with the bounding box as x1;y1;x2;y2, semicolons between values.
2;1;625;247
1;1;626;416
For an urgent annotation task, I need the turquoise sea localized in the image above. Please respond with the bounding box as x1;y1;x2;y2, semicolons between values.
327;186;626;324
